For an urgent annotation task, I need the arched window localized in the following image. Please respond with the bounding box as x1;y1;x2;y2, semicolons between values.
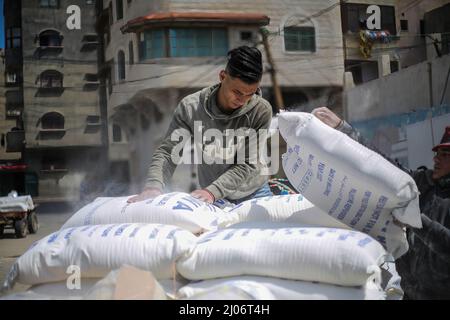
41;112;65;129
40;70;63;88
118;50;126;80
112;124;122;142
39;30;63;47
128;41;134;65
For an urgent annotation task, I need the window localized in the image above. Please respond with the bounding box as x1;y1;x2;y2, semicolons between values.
284;26;316;52
129;41;134;65
40;0;59;8
41;112;65;129
140;30;166;60
342;4;397;35
39;30;63;47
40;70;63;88
400;20;409;32
117;50;126;80
113;124;122;142
170;28;228;57
116;0;123;20
5;27;21;49
139;28;228;60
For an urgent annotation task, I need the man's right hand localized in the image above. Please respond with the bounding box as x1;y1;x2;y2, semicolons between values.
127;187;163;203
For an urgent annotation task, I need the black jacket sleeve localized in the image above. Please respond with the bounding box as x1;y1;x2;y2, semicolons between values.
410;197;450;262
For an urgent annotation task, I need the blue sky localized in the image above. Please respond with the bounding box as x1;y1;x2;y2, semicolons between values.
0;0;4;48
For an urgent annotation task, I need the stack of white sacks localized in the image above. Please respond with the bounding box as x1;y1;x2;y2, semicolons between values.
1;112;421;300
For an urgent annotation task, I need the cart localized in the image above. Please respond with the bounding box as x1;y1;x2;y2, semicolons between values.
0;191;39;238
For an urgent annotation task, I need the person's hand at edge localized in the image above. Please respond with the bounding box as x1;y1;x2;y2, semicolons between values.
312;106;343;129
127;187;163;203
190;189;215;204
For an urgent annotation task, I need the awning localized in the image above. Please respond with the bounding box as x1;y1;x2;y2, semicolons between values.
121;11;270;33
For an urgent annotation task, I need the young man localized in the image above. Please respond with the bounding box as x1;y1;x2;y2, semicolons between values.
313;106;450;300
128;46;273;204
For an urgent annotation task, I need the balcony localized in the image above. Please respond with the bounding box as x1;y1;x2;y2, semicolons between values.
81;34;99;52
83;73;100;91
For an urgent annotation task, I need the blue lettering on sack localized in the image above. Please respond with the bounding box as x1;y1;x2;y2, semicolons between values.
229;203;244;212
156;195;171;206
317;162;325;182
337;188;357;220
297;169;313;193
48;232;60;243
298;229;309;235
167;228;180;240
129;226;141;238
241;229;250;237
338;233;350;241
358;237;372;247
350;191;372;227
294;145;301;154
101;225;115;237
316;231;325;237
362;195;388;233
81;225;93;232
284;229;293;235
206;204;217;212
223;231;236;240
64;228;76;240
172;201;193;212
183;196;202;208
308;154;315;166
324;169;336;196
328;176;348;216
145;198;154;205
115;224;131;236
292;158;302;174
149;228;160;239
88;226;100;237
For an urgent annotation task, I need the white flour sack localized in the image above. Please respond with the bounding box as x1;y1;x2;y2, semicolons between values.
278;112;422;258
224;194;350;229
178;276;385;300
61;192;225;233
177;223;388;286
4;223;196;287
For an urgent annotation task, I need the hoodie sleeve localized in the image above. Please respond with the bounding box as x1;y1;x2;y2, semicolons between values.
205;102;273;200
145;100;192;191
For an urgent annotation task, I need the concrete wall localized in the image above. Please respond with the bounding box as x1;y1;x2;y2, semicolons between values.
346;53;450;121
345;53;450;169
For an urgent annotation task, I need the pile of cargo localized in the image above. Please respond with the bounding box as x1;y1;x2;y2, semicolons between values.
1;112;420;300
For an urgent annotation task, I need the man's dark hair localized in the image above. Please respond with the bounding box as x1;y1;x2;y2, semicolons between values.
226;46;263;84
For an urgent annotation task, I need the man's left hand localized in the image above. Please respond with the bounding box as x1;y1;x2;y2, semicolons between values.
191;189;215;204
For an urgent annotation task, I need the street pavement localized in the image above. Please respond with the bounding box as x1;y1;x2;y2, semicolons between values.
0;203;76;297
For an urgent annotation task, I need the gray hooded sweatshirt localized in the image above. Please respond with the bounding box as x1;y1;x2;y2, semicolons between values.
145;83;273;200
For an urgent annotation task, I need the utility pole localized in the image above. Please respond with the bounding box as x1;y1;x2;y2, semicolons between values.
260;28;284;112
259;28;287;179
